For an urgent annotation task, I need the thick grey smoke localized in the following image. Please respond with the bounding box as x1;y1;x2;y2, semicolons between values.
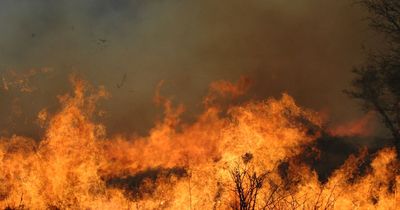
0;0;378;138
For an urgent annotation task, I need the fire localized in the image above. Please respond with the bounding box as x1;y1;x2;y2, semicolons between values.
0;76;398;209
328;112;377;137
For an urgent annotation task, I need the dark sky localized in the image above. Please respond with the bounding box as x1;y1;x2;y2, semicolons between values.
0;0;380;138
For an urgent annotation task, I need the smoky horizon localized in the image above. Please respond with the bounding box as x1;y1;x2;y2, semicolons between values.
0;0;384;140
2;1;400;209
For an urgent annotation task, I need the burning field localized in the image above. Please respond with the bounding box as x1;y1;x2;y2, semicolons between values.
0;75;398;209
1;0;400;209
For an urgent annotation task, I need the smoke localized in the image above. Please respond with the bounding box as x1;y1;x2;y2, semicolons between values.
0;0;379;138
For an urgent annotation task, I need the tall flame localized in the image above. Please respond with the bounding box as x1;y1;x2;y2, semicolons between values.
0;76;398;209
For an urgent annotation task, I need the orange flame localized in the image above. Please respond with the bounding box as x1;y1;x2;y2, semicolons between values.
0;76;398;209
328;112;376;137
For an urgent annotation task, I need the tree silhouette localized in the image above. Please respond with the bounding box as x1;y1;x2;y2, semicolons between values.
346;0;400;153
230;153;268;210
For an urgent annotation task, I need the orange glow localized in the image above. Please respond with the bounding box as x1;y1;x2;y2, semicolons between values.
328;112;376;137
0;76;398;209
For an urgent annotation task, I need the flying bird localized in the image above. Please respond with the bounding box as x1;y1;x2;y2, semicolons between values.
116;73;127;89
98;39;108;44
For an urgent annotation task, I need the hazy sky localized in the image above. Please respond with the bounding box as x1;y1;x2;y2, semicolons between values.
0;0;379;138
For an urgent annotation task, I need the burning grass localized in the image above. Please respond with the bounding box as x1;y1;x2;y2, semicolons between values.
0;76;398;209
